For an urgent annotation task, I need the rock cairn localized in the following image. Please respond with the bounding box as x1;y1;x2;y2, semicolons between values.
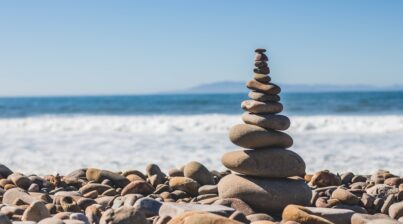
218;48;312;214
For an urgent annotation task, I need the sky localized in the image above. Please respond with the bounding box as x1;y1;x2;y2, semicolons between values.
0;1;402;96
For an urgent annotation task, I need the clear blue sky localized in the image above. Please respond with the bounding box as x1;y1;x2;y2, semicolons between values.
0;1;402;96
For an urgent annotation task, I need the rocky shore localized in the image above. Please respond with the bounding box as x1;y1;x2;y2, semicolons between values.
0;49;401;224
0;163;402;224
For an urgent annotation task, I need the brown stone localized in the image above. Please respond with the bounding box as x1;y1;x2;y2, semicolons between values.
169;177;200;196
282;205;354;224
255;53;268;62
246;80;281;95
213;198;254;216
331;188;360;205
168;211;241;224
253;67;270;75
254;73;271;83
229;124;293;149
121;180;155;196
241;100;283;114
221;149;306;178
21;201;51;222
183;161;214;186
248;91;280;102
309;170;341;187
242;112;290;130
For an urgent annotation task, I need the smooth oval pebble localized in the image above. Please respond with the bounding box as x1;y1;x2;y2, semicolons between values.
241;100;283;114
221;149;306;178
183;161;214;186
254;73;271;83
248;91;280;102
242;112;290;130
218;174;311;213
229;124;293;148
246;80;280;95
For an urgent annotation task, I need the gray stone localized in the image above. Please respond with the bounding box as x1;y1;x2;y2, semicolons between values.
133;197;162;217
218;174;311;213
221;149;305;178
229;124;293;149
0;164;13;178
0;213;11;224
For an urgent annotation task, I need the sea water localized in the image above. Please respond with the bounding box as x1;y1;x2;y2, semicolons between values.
0;91;402;174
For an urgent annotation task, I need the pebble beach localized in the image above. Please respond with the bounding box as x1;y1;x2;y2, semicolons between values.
0;49;402;224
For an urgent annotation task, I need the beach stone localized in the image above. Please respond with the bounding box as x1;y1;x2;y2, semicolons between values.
168;211;241;224
79;183;111;195
159;202;234;218
389;201;403;219
310;170;341;187
0;164;12;178
282;205;354;224
366;184;393;198
246;80;280;95
229;124;293;149
100;206;147;224
218;174;311;213
255;53;268;61
381;194;395;214
246;213;274;222
28;183;40;192
133;197;162;217
198;185;218;195
242;112;290;130
222;149;305;178
254;60;268;68
8;173;32;190
146;164;166;187
213;198;254;216
21;201;51;222
70;213;89;224
169;177;199;196
254;73;271;83
241;100;283;114
0;213;11;224
255;48;266;53
121;180;155;196
340;172;354;185
122;170;146;180
2;188;35;205
253;67;270;75
228;210;248;223
351;213;398;224
352;175;368;183
168;168;183;177
331;188;360;205
248;91;280;102
38;218;65;224
86;169;129;188
384;177;403;187
183;161;214;186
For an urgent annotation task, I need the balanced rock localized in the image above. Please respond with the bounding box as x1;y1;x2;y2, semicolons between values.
229;124;293;149
241;100;283;114
221;148;306;178
248;91;280;102
218;174;311;213
242;112;290;130
246;80;280;95
254;73;271;83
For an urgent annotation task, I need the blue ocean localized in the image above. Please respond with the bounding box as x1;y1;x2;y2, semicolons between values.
0;91;402;118
0;91;402;175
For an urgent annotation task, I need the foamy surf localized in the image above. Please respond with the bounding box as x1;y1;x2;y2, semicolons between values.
0;114;402;175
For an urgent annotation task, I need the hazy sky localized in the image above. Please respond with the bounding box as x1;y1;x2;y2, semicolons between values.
1;1;402;96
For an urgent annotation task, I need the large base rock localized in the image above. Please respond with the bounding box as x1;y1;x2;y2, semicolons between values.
217;174;311;213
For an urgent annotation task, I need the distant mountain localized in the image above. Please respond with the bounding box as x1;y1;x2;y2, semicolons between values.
175;81;403;94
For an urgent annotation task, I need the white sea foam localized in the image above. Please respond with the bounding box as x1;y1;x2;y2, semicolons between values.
0;115;402;175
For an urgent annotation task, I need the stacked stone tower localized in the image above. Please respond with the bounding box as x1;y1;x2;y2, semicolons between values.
217;48;311;214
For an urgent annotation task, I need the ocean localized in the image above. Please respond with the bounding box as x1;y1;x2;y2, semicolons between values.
0;91;402;175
